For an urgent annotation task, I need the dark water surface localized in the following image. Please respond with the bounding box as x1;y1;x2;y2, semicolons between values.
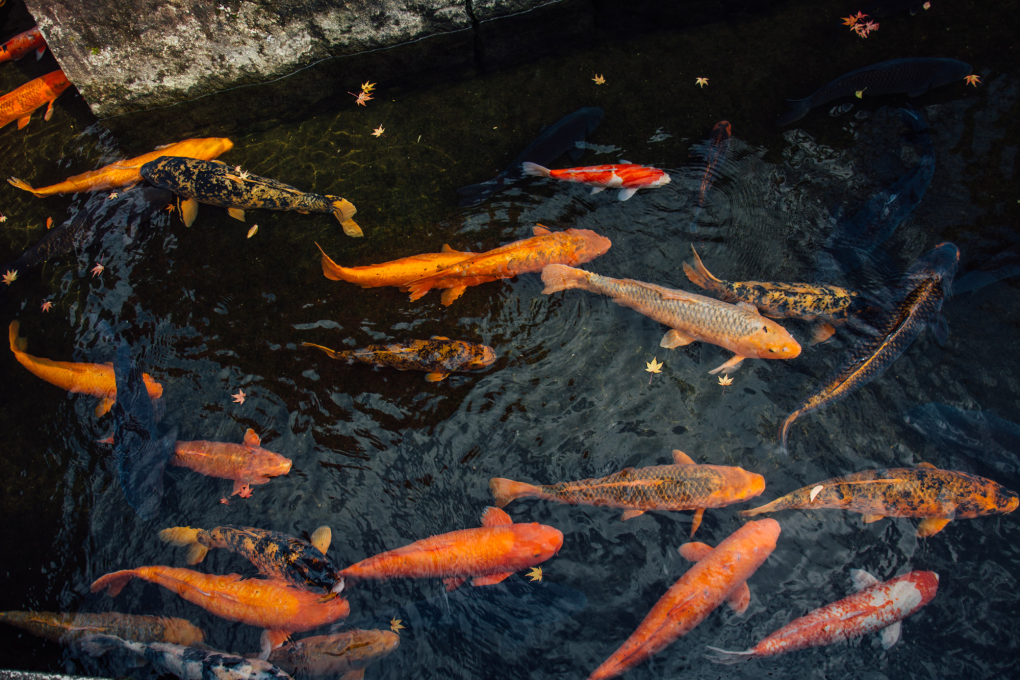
2;0;1019;678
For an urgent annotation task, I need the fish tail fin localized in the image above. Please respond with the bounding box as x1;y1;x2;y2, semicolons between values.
329;199;363;237
683;246;723;291
315;242;346;281
541;264;586;295
778;410;800;454
9;320;27;353
705;646;755;665
775;97;812;127
302;342;349;361
739;496;785;517
90;570;137;597
7;177;44;198
186;543;210;565
158;526;201;547
521;162;551;178
489;478;541;508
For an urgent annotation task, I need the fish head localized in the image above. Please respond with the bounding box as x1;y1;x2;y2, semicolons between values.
202;137;235;158
513;523;564;562
346;629;401;663
569;230;613;262
711;121;732;139
715;466;766;502
260;453;293;479
995;487;1019;514
162;617;205;646
465;345;498;371
746;317;802;360
912;570;941;605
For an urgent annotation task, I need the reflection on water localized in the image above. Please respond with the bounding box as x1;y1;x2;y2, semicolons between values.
2;0;1020;678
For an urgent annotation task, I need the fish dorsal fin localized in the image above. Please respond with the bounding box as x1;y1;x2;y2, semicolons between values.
310;526;332;554
916;462;937;469
617;467;635;478
678;542;713;562
481;506;513;527
431;336;450;341
441;244;456;252
672;450;695;465
850;569;880;592
243;429;261;447
737;302;760;315
533;225;552;236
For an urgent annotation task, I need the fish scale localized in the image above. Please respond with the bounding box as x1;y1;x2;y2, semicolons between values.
544;466;723;507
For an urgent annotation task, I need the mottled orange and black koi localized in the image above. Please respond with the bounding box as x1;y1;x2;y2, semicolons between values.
303;336;496;382
159;525;344;595
0;611;204;646
741;462;1018;537
780;243;958;450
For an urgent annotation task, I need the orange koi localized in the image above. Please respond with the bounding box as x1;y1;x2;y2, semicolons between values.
8;137;234;198
171;429;292;495
316;242;473;289
0;611;204;646
490;449;765;536
523;162;671;201
91;566;350;659
0;27;46;64
405;226;611;306
588;519;780;680
269;630;399;678
0;70;70;131
9;321;162;416
339;507;563;591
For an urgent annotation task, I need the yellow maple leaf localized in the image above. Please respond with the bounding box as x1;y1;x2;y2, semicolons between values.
695;77;709;88
718;374;733;394
646;357;663;374
390;617;405;634
361;81;377;93
372;124;385;138
592;74;606;85
527;566;543;582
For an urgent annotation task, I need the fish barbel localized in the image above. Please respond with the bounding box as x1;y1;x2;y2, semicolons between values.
9;321;163;417
541;264;801;374
0;611;204;646
9;137;234;197
740;462;1018;536
81;635;292;680
171;429;292;495
159;525;344;594
0;27;46;64
269;630;399;678
0;70;69;131
303;336;496;382
316;242;473;290
490;449;764;536
91;566;350;658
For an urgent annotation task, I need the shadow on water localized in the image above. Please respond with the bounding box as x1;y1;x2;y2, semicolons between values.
1;0;1019;678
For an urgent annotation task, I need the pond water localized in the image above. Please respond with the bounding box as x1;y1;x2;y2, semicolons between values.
1;0;1019;679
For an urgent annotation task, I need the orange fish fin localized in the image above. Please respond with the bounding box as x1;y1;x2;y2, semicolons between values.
227;208;245;221
440;286;467;306
186;543;210;565
661;329;694;349
260;629;291;660
90;570;137;597
861;514;885;524
672;450;695;465
231;479;249;495
315;243;345;281
916;462;937;469
917;517;952;537
481;506;514;527
341;219;363;237
621;509;645;521
44;100;56;121
243;429;261;447
850;569;880;591
95;398;116;417
17;115;31;129
310;526;332;554
686;246;723;285
181;198;199;227
441;244;459;252
444;576;467;591
473;572;513;586
159;526;201;547
810;323;836;345
97;435;114;445
690;508;705;537
431;336;450;341
708;355;745;375
425;372;449;382
533;225;552;235
678;542;713;562
727;582;751;614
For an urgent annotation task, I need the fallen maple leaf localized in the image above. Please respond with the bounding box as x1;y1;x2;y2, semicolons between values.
91;261;105;277
372;124;385;138
646;357;663;384
695;77;709;88
965;74;981;87
108;192;118;200
592;74;605;85
165;204;176;213
235;484;253;499
232;389;246;404
220;497;230;505
0;213;7;223
718;374;733;394
390;617;405;634
361;81;377;93
41;300;53;312
350;90;373;106
2;269;17;285
527;566;543;582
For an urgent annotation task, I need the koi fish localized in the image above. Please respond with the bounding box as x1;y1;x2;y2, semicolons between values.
740;462;1018;536
171;429;292;495
777;58;971;126
339;507;563;592
457;106;604;206
780;243;958;449
404;226;611;306
303;336;496;382
316;242;473;289
9;321;163;417
0;611;204;646
9;137;234;198
0;27;46;64
269;630;399;679
708;570;938;661
81;635;291;680
0;70;70;131
139;157;361;236
541;265;801;374
522;162;671;201
587;519;780;680
90;566;350;658
684;245;868;344
688;121;731;231
490;449;764;536
159;525;344;595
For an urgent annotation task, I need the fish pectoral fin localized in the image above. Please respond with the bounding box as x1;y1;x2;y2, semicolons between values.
17;115;31;129
589;187;606;194
690;508;705;537
340;670;366;680
181;198;199;227
473;572;513;586
620;509;645;521
186;543;210;565
672;450;695;465
916;461;937;469
44;100;56;121
431;336;450;341
678;541;713;562
425;371;449;382
341;218;364;237
880;621;902;650
227;207;245;221
861;514;885;524
533;225;552;235
727;582;751;614
810;323;836;345
444;576;467;591
310;526;332;554
95;398;116;417
850;569;880;591
440;286;468;306
481;506;514;527
260;630;291;660
618;187;639;201
661;329;695;349
243;428;261;447
708;355;745;375
916;517;952;538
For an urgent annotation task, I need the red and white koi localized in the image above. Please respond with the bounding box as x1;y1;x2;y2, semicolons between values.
522;162;671;201
708;570;938;662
